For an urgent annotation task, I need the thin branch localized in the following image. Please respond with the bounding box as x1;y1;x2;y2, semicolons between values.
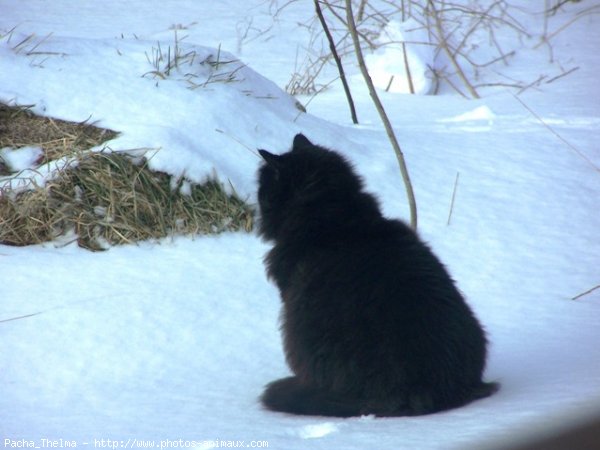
428;0;480;99
315;0;359;124
324;1;377;49
0;312;43;323
572;284;600;301
511;93;600;173
295;75;341;120
536;6;600;49
452;0;501;59
547;0;585;16
345;0;418;229
447;172;460;226
357;0;368;22
401;42;415;94
545;66;579;84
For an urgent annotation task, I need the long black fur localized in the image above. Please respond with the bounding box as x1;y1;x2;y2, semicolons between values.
257;134;498;417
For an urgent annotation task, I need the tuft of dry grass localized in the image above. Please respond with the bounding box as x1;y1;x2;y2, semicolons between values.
0;102;254;250
0;186;67;246
0;103;119;172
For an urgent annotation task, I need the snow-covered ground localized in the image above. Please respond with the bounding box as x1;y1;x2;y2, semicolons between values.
1;1;599;448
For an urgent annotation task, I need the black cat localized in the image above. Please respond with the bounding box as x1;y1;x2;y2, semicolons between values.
257;133;498;417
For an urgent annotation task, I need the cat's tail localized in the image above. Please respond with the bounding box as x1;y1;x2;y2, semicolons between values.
260;377;500;417
260;377;364;417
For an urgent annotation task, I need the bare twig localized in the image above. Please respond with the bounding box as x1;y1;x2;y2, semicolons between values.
511;93;600;173
345;0;418;229
401;42;416;94
0;312;43;323
545;66;579;84
215;128;259;156
295;75;341;121
572;284;600;301
324;1;377;49
385;75;395;92
547;0;585;16
446;172;460;226
315;0;359;124
428;0;480;99
537;4;600;49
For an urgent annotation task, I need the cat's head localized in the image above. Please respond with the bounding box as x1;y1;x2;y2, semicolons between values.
256;133;366;241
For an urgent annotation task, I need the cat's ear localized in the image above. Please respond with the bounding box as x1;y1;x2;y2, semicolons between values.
292;133;313;151
259;149;282;169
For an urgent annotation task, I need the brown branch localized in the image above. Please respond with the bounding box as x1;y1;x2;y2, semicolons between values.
345;0;418;230
401;42;415;94
324;0;377;49
428;0;480;99
357;0;368;22
315;0;359;124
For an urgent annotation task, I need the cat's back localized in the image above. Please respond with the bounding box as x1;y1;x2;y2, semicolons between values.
289;217;482;336
299;218;451;289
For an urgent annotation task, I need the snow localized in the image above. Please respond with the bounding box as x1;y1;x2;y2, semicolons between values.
365;19;434;94
0;146;43;172
1;1;599;448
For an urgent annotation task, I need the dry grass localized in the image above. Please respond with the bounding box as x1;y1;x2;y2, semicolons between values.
0;103;118;172
0;102;254;250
